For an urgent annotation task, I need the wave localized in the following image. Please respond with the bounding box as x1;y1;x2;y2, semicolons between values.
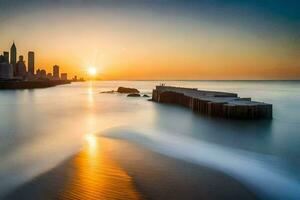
100;126;300;200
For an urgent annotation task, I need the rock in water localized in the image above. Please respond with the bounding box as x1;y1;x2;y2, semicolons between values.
100;90;115;93
143;94;150;97
117;87;140;93
127;93;141;97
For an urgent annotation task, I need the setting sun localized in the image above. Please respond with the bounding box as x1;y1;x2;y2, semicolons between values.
87;67;97;76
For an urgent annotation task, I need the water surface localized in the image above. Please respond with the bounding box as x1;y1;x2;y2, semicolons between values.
1;81;300;199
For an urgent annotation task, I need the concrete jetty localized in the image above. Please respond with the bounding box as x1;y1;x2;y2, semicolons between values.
152;86;272;119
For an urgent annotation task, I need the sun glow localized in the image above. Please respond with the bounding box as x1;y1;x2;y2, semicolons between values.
87;67;97;76
85;134;97;148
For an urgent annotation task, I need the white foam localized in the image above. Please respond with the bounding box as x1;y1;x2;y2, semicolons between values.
101;126;300;200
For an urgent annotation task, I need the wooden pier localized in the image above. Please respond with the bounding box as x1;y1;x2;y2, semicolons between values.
152;86;272;119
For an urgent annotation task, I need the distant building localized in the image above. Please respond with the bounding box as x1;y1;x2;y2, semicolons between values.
36;69;40;76
10;42;17;76
0;63;13;79
28;51;34;75
15;55;26;78
0;54;13;79
40;69;46;78
72;75;77;81
10;42;16;65
36;68;41;78
53;65;59;80
3;52;9;63
47;73;53;80
61;73;67;81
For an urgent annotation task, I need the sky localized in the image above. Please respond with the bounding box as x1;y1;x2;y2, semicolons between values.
0;0;299;80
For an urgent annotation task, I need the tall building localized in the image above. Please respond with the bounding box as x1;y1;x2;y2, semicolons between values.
28;51;34;75
10;42;17;76
10;42;16;64
16;55;26;78
3;52;9;63
53;65;59;80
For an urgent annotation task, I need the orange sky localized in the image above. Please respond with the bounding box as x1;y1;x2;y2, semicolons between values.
0;5;299;80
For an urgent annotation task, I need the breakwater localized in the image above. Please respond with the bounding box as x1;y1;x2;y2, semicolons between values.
152;86;272;119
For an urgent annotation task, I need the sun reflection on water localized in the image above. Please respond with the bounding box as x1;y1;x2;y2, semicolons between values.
87;81;95;108
60;137;141;200
56;81;141;199
85;134;97;148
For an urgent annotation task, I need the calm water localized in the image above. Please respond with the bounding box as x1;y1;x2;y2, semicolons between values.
0;81;300;199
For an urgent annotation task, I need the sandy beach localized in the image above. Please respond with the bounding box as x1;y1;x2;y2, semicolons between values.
4;136;258;200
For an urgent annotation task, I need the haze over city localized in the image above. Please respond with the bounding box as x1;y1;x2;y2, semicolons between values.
0;0;299;80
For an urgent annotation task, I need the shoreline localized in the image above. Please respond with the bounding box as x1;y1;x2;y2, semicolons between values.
0;80;71;89
3;137;258;200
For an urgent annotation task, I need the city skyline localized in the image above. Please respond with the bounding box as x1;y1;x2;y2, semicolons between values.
0;42;72;81
0;1;299;80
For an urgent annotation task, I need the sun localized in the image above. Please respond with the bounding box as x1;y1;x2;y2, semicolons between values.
87;67;97;76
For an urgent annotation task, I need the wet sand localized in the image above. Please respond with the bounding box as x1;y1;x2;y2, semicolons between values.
3;137;141;200
4;137;259;200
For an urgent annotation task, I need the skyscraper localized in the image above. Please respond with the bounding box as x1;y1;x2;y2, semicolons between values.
16;55;26;78
28;51;34;75
53;65;59;80
10;42;17;76
10;42;16;65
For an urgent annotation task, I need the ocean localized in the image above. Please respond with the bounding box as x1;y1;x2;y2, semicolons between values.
0;81;300;199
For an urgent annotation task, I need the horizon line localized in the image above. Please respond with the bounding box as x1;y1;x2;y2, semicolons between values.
88;79;300;81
